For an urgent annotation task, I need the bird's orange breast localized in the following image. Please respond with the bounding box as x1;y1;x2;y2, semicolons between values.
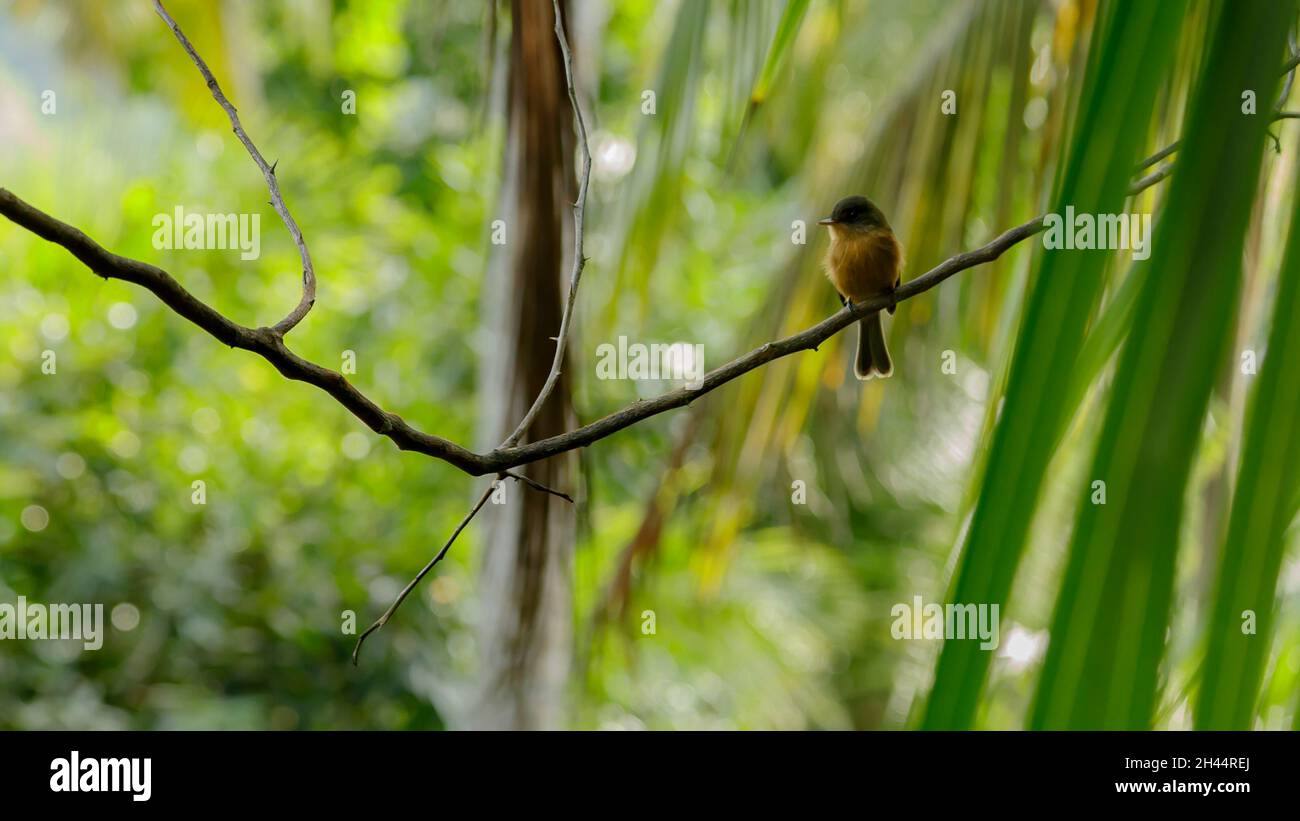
824;227;902;304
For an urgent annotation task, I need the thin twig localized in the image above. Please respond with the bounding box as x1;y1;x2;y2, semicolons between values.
1128;164;1175;196
1280;43;1300;81
1134;141;1180;173
1135;110;1298;174
152;0;317;336
350;467;570;663
1131;108;1298;193
504;470;575;503
1276;30;1298;111
351;483;495;665
500;0;592;450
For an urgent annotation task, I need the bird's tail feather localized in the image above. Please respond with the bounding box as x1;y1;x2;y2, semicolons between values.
855;312;893;381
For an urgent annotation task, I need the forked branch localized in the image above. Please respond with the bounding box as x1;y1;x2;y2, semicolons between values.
152;0;317;336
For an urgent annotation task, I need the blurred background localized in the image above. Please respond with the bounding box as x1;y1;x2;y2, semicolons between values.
2;0;1299;730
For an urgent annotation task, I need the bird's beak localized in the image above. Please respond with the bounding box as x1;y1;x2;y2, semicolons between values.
818;217;835;225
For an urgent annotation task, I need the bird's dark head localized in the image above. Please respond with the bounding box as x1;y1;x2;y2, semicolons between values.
818;195;888;232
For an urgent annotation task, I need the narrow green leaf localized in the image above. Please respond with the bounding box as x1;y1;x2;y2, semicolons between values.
1060;252;1149;426
725;0;811;170
750;0;811;105
1195;135;1300;729
608;0;710;319
921;0;1188;729
1031;0;1295;729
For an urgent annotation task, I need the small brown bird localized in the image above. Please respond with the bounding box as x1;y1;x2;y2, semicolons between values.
819;195;903;380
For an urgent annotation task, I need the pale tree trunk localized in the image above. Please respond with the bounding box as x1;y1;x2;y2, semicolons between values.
473;0;577;730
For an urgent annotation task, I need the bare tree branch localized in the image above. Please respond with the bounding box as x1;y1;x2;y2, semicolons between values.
152;0;317;336
0;184;1048;475
3;142;1195;481
0;186;484;471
